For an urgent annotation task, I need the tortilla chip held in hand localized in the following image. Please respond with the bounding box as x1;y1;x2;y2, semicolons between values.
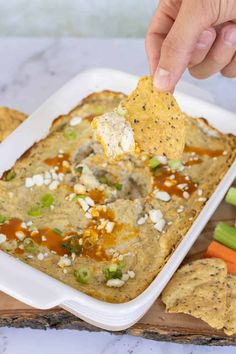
91;76;185;160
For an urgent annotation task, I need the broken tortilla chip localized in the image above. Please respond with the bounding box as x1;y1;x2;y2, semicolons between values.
0;107;27;142
224;275;236;336
92;76;185;160
122;76;185;159
162;258;227;330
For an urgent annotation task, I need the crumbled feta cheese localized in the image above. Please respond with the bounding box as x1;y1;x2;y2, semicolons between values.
149;209;163;223
167;220;173;225
154;191;171;202
85;196;95;207
169;174;175;180
25;177;34;188
197;189;203;196
121;274;129;282
41;235;47;241
154;218;166;232
156;155;167;164
137;214;148;225
105;221;115;233
15;231;25;241
58;256;72;268
63;269;68;274
177;205;185;213
177;183;187;190
21;222;27;229
223;150;228;156
62;160;70;169
164;180;173;187
0;234;7;244
78;198;89;212
37;253;44;261
127;270;135;279
85;212;92;219
106;279;125;287
49;180;60;190
70;116;82;126
74;183;86;195
183;191;190;199
118;254;124;261
198;197;207;202
32;174;44;186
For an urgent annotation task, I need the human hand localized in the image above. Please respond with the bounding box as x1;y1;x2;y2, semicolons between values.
146;0;236;91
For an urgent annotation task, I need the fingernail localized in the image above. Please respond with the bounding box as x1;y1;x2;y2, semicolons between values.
154;67;171;91
196;30;213;49
223;28;236;46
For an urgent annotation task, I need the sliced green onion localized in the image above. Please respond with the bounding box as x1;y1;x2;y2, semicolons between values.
103;264;122;281
62;236;82;254
3;170;16;181
41;193;54;207
23;238;38;254
225;187;236;206
75;166;83;174
114;183;122;191
63;126;77;141
27;206;43;217
77;194;86;199
74;268;91;284
149;157;160;169
168;160;182;170
213;222;236;250
53;227;63;235
0;215;6;224
72;195;79;202
99;175;109;184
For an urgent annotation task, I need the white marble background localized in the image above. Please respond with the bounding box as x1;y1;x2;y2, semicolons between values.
0;37;236;354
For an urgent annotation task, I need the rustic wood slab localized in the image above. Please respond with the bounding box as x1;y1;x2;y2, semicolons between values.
0;192;235;345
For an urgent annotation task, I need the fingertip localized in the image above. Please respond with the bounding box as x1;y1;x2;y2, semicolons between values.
153;67;174;92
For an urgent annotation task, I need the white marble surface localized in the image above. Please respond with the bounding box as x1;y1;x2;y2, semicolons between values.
0;38;236;354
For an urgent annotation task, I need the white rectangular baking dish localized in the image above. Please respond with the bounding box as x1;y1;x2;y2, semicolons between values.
0;68;235;331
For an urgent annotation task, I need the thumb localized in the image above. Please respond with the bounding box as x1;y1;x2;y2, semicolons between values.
153;0;215;91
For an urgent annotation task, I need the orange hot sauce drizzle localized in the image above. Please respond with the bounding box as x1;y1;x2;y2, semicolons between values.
184;145;224;157
44;153;70;173
153;167;197;198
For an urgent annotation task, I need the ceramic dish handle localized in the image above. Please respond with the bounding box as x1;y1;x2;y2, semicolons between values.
0;251;77;309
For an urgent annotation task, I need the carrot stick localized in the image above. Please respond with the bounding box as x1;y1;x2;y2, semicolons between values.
226;261;236;276
205;241;236;265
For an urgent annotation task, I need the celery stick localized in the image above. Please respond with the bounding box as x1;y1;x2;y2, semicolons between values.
213;222;236;250
225;187;236;206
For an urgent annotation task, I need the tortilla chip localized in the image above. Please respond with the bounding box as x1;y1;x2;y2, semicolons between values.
0;107;27;142
162;258;227;330
224;275;236;335
122;76;185;159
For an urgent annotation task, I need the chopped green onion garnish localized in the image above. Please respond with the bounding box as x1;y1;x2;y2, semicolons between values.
63;126;77;141
74;268;91;284
41;194;54;207
0;215;6;224
213;222;236;251
62;236;82;254
99;175;109;184
225;187;236;206
77;194;86;199
23;238;38;254
53;227;63;235
168;160;182;170
103;264;123;281
149;157;160;169
75;166;83;174
72;195;79;202
3;170;16;181
27;206;42;217
114;183;122;191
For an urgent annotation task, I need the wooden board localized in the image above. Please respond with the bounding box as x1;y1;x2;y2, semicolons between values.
0;192;235;345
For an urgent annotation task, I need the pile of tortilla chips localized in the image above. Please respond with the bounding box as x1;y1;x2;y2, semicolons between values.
162;258;236;335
